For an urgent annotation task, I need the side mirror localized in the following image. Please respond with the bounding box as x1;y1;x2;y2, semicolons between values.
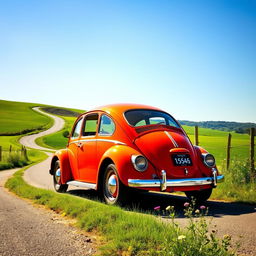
62;130;70;138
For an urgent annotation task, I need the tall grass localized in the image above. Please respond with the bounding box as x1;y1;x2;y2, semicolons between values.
212;160;256;203
0;151;29;170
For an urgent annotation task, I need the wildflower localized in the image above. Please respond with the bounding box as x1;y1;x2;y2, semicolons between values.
223;234;231;240
166;205;171;211
154;206;161;211
166;205;174;211
184;202;190;207
178;235;186;240
200;205;206;210
195;209;200;214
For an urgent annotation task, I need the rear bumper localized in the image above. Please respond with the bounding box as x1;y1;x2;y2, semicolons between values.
128;169;224;191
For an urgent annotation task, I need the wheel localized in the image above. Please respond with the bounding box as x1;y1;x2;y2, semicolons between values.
185;188;212;203
102;164;128;205
53;160;68;193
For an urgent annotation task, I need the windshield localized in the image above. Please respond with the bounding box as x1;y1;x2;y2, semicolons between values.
124;109;180;129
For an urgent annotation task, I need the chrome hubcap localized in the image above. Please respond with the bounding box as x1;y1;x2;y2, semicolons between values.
55;168;61;184
106;174;118;199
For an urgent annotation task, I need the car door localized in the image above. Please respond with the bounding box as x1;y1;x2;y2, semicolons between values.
77;113;99;183
68;116;84;180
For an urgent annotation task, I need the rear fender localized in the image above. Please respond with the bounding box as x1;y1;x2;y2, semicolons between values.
50;149;73;184
97;145;157;187
194;146;219;176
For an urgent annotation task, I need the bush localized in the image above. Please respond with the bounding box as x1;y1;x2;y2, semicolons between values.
0;151;29;170
62;130;70;138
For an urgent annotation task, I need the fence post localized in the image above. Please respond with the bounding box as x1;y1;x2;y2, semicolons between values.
0;146;2;161
195;125;199;146
9;145;12;153
23;146;29;161
250;128;255;181
226;133;232;170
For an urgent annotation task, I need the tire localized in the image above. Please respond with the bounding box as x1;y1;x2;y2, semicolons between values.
53;160;68;193
102;164;129;205
185;188;212;203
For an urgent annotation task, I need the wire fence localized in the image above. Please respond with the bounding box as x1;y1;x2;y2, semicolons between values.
0;145;28;162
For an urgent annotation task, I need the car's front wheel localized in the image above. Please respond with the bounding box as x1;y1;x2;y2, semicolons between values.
185;188;212;203
102;164;128;205
53;160;68;193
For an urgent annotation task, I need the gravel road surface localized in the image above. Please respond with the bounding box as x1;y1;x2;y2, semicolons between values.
0;169;96;256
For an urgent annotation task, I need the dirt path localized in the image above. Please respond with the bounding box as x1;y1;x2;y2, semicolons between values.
19;107;65;151
0;169;96;256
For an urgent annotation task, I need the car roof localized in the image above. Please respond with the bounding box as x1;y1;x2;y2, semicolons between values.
91;103;162;116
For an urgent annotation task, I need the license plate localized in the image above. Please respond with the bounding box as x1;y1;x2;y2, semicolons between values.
172;154;192;166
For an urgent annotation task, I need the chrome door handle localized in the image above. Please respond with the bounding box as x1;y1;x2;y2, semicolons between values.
77;142;83;148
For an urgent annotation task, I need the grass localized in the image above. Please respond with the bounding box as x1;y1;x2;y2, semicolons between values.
0;99;52;135
5;164;236;256
184;125;254;166
212;160;256;203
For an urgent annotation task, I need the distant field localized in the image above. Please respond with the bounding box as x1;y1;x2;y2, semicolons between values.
184;125;253;166
0;100;51;135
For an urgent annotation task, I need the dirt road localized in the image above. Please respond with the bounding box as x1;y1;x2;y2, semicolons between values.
0;169;96;256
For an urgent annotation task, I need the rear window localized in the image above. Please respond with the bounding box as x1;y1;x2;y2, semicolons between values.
124;109;180;128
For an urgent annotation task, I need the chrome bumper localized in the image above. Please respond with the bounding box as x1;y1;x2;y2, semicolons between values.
128;169;224;191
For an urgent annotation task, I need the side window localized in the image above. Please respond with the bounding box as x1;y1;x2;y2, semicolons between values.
83;114;98;136
99;115;115;136
71;118;83;138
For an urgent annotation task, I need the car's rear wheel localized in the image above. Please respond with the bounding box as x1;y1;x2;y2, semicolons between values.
53;160;68;193
102;164;128;205
185;188;212;203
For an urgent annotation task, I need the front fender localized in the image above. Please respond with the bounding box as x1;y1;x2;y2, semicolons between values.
98;145;157;186
50;149;73;184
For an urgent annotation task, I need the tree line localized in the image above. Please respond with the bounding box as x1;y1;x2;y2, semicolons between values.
179;120;256;135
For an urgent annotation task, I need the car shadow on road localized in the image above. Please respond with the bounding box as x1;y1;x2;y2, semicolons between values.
67;188;256;219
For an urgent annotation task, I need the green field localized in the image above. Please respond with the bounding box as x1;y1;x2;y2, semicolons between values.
0;100;52;135
184;126;253;167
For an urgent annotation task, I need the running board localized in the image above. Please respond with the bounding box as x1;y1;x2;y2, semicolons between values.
66;181;97;190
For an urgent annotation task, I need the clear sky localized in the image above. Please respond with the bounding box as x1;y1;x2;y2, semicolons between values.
0;0;255;122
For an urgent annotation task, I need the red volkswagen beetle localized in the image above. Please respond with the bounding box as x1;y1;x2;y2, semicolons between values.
49;104;224;205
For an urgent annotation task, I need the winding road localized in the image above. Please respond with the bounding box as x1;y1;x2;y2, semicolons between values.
1;107;256;255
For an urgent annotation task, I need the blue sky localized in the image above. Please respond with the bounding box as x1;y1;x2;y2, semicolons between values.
0;0;255;122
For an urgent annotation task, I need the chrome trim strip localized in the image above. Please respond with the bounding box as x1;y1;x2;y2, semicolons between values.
66;180;97;189
164;131;179;147
128;175;224;188
69;139;126;146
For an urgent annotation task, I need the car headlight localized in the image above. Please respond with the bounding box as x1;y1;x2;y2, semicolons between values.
131;155;148;172
202;153;215;167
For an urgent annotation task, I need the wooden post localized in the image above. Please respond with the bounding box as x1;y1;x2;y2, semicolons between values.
226;133;232;170
195;125;199;146
23;146;29;161
9;145;12;153
250;128;255;181
0;146;2;161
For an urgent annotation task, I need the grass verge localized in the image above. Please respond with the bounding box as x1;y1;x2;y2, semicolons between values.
6;164;236;256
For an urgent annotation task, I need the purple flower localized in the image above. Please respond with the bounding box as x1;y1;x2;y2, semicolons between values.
184;202;190;207
200;205;206;210
154;206;161;211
